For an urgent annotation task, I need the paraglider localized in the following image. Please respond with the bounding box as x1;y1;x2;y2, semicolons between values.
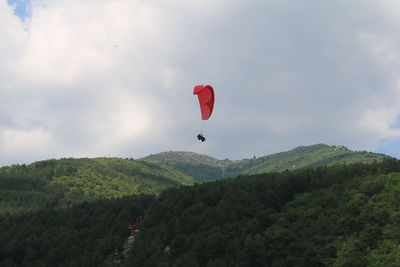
197;134;206;142
193;85;215;142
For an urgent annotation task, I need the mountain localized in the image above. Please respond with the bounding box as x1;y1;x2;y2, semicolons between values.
1;151;399;266
140;144;388;182
0;144;388;215
0;157;195;215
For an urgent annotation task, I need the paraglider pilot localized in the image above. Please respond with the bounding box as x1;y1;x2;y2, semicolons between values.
193;84;214;143
197;134;206;142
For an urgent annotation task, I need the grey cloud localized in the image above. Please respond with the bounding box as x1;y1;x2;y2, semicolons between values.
1;0;400;165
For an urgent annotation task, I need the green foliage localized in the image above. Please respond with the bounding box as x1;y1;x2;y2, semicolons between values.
141;151;227;182
1;152;400;266
0;157;195;215
125;158;400;266
0;195;154;266
141;144;387;182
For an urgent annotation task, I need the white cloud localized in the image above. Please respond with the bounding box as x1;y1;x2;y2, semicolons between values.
1;127;50;150
0;127;52;165
2;0;400;165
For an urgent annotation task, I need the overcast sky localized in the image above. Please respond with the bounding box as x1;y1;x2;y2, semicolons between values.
2;0;400;166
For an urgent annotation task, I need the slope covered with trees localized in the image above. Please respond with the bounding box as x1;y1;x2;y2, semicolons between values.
0;157;194;215
142;151;228;182
0;195;154;266
126;158;400;266
141;144;387;182
1;151;398;266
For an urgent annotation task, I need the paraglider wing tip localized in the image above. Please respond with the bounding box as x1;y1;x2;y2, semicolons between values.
193;85;205;95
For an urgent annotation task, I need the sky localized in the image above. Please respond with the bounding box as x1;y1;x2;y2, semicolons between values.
2;0;400;166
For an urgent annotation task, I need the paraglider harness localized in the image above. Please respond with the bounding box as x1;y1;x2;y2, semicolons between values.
197;134;206;142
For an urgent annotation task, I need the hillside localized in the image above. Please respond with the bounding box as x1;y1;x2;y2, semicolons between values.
126;158;400;266
142;151;228;182
0;195;155;266
141;144;388;182
0;157;195;215
1;157;400;265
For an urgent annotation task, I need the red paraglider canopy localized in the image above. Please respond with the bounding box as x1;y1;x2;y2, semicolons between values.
193;85;215;120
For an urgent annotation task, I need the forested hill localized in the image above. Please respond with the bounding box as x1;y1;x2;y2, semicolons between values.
2;158;400;265
141;151;228;183
141;144;387;182
126;158;400;266
0;157;195;215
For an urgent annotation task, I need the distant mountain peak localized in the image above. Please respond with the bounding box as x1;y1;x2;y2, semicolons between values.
140;144;387;182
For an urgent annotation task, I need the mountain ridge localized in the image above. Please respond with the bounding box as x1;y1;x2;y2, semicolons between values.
140;144;388;182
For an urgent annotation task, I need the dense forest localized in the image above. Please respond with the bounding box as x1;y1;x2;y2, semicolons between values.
127;158;400;266
1;154;400;266
0;195;154;266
